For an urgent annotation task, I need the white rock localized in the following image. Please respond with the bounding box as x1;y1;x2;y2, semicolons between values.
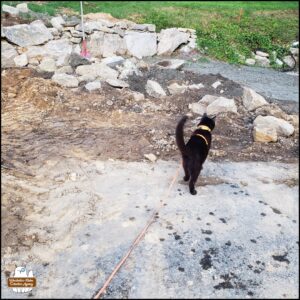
199;95;219;106
255;55;270;67
2;4;19;15
179;45;193;54
2;20;53;47
76;63;119;81
290;47;298;56
85;81;101;91
50;16;65;31
291;41;299;48
70;37;81;44
131;92;145;101
144;153;157;162
39;57;57;72
189;103;206;115
106;79;129;88
1;41;18;68
102;33;127;57
146;80;166;98
49;28;60;37
275;58;283;66
13;53;28;67
70;30;82;38
101;56;125;67
155;59;185;70
206;97;237;115
188;83;204;90
242;87;268;111
157;28;189;55
253;115;294;137
283;55;296;68
212;81;222;89
78;74;96;83
168;82;187;95
118;59;142;79
253;126;277;143
255;51;269;57
52;73;79;88
245;58;256;65
44;39;73;67
124;31;157;59
56;66;73;74
16;3;29;13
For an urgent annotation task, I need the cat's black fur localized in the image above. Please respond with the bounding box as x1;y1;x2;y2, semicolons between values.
176;114;215;195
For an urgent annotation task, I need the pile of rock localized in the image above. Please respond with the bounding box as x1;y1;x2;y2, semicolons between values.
1;4;197;69
188;83;296;143
245;48;298;69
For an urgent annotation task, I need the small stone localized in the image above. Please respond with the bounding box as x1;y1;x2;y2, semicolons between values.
275;58;283;66
101;56;125;67
283;55;296;68
8;93;17;98
50;16;65;31
13;53;28;67
242;87;268;111
255;55;270;67
245;58;256;65
188;83;204;90
132;92;145;101
168;82;187;95
189;103;206;115
106;100;113;106
39;57;56;72
144;153;157;162
69;52;91;68
211;81;221;89
146;80;166;98
253;126;277;143
206;97;237;115
70;173;77;181
256;51;269;57
16;3;29;13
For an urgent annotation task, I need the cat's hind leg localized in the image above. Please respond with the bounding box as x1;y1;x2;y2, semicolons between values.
189;164;201;195
182;156;190;181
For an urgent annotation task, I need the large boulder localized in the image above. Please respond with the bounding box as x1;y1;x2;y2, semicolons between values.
102;33;126;57
157;28;189;55
43;39;73;66
76;63;119;81
206;97;237;115
253;115;294;137
146;80;166;98
242;87;268;111
124;32;157;59
1;41;18;68
2;20;53;47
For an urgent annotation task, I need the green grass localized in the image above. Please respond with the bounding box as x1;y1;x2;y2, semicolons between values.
2;1;299;65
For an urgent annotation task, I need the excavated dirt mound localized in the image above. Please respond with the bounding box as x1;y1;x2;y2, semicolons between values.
1;67;299;178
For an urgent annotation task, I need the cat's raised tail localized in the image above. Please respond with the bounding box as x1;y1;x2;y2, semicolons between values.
176;115;188;155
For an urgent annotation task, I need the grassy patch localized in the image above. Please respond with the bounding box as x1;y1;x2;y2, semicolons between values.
2;1;299;65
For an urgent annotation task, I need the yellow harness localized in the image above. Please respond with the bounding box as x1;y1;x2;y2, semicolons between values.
193;125;211;146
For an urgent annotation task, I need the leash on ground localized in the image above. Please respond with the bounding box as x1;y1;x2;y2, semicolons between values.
92;162;181;299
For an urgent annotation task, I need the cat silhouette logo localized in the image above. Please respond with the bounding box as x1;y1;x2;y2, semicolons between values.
7;266;36;293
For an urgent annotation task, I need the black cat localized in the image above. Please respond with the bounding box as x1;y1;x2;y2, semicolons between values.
176;113;215;195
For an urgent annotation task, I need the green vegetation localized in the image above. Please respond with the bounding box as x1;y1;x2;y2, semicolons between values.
2;1;299;65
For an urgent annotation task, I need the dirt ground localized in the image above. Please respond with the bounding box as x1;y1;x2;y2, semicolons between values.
1;64;299;298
